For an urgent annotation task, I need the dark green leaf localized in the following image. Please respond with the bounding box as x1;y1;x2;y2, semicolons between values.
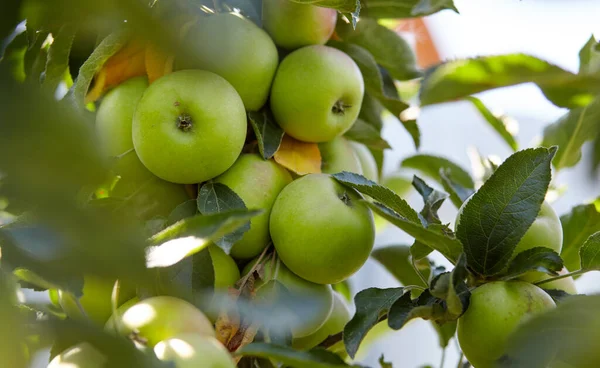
500;295;600;368
166;199;198;226
542;97;600;170
466;96;518;151
13;268;83;297
379;355;393;368
248;109;284;160
198;182;251;253
446;254;470;317
580;232;600;271
344;119;391;150
360;0;457;21
411;0;458;16
344;287;405;359
419;54;600;109
431;320;456;348
440;168;474;208
579;35;600;74
412;176;448;226
401;154;475;190
388;290;445;329
359;93;384;132
410;240;433;261
237;343;358;368
502;247;563;280
23;30;48;83
456;147;556;276
560;203;600;273
543;289;575;304
42;24;76;94
192;248;215;293
371;245;429;288
0;271;27;368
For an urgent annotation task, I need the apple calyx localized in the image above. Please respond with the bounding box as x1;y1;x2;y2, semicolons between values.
338;191;352;206
331;100;351;116
177;114;193;132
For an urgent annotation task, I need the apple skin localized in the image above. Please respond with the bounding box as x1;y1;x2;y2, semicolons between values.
48;342;107;368
242;257;333;338
270;173;375;284
115;296;215;347
319;136;362;175
213;154;292;259
262;0;337;50
132;70;247;184
520;267;577;294
292;291;350;350
154;333;235;368
349;141;378;182
457;281;555;368
58;276;136;326
270;45;365;143
208;245;240;288
179;13;278;111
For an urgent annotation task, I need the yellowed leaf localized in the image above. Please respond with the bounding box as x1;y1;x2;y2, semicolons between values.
215;288;241;346
145;43;174;84
274;135;322;175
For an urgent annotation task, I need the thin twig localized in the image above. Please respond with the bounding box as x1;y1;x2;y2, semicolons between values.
534;269;586;286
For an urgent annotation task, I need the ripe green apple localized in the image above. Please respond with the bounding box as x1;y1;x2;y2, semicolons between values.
208;245;240;288
270;173;375;284
262;0;337;49
154;333;235;368
104;297;140;333
132;70;247;184
270;45;365;143
457;281;555;368
180;13;278;111
213;154;292;259
242;257;333;337
349;141;378;182
48;343;106;368
115;296;215;347
319;136;362;175
292;291;351;350
520;267;577;294
58;276;136;326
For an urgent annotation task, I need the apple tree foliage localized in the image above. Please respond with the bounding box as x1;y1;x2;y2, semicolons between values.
1;1;600;368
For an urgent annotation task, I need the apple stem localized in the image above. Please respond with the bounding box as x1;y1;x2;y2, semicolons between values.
177;114;193;132
534;269;586;286
331;100;351;115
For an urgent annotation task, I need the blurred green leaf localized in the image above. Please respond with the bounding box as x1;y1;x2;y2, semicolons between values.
360;0;457;21
371;245;429;288
560;203;600;273
466;96;518;151
248;109;284;160
237;343;358;368
401;154;475;190
420;54;600;109
42;24;76;94
439;168;474;208
580;232;600;271
456;147;556;276
358;93;384;132
410;240;433;261
344;119;391;150
167;199;197;226
431;320;456;348
412;176;448;226
502;247;563;280
0;271;27;368
579;35;600;74
542;97;600;170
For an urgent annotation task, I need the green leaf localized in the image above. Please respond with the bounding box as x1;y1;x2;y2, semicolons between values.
439;168;474;208
387;290;446;330
360;0;457;19
578;35;600;74
410;240;433;261
344;119;391;150
412;176;448;226
147;210;260;267
502;247;564;280
542;97;600;170
371;245;429;288
500;295;600;368
560;203;600;273
401;154;475;190
192;247;215;293
419;54;600;109
289;0;359;13
42;24;76;95
580;232;600;271
337;18;420;81
0;271;27;368
367;202;462;263
166;199;198;226
543;289;574;304
67;29;129;110
466;96;518;151
456;147;556;276
13;268;83;297
344;287;405;359
237;343;357;368
23;30;48;83
427;254;469;317
431;320;456;348
359;93;384;132
197;182;251;253
248;109;284;160
379;355;393;368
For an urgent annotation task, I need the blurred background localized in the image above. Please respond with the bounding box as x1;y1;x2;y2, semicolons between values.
354;0;600;366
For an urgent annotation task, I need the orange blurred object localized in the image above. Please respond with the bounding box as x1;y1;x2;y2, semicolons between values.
274;135;322;175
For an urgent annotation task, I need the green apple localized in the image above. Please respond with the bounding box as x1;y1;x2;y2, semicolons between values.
262;0;337;49
104;297;140;333
180;13;278;111
457;281;555;368
208;245;240;288
132;70;247;184
213;154;292;259
520;267;577;294
349;141;378;182
292;291;350;350
270;173;375;284
48;343;106;368
154;333;235;368
270;45;365;143
115;296;215;347
242;257;333;338
58;276;136;326
319;136;362;175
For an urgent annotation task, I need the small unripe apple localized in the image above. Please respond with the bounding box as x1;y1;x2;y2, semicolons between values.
208;245;240;288
270;45;365;143
48;342;106;368
213;154;292;259
319;136;362;175
154;333;235;368
349;141;378;182
262;0;337;49
270;173;375;284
